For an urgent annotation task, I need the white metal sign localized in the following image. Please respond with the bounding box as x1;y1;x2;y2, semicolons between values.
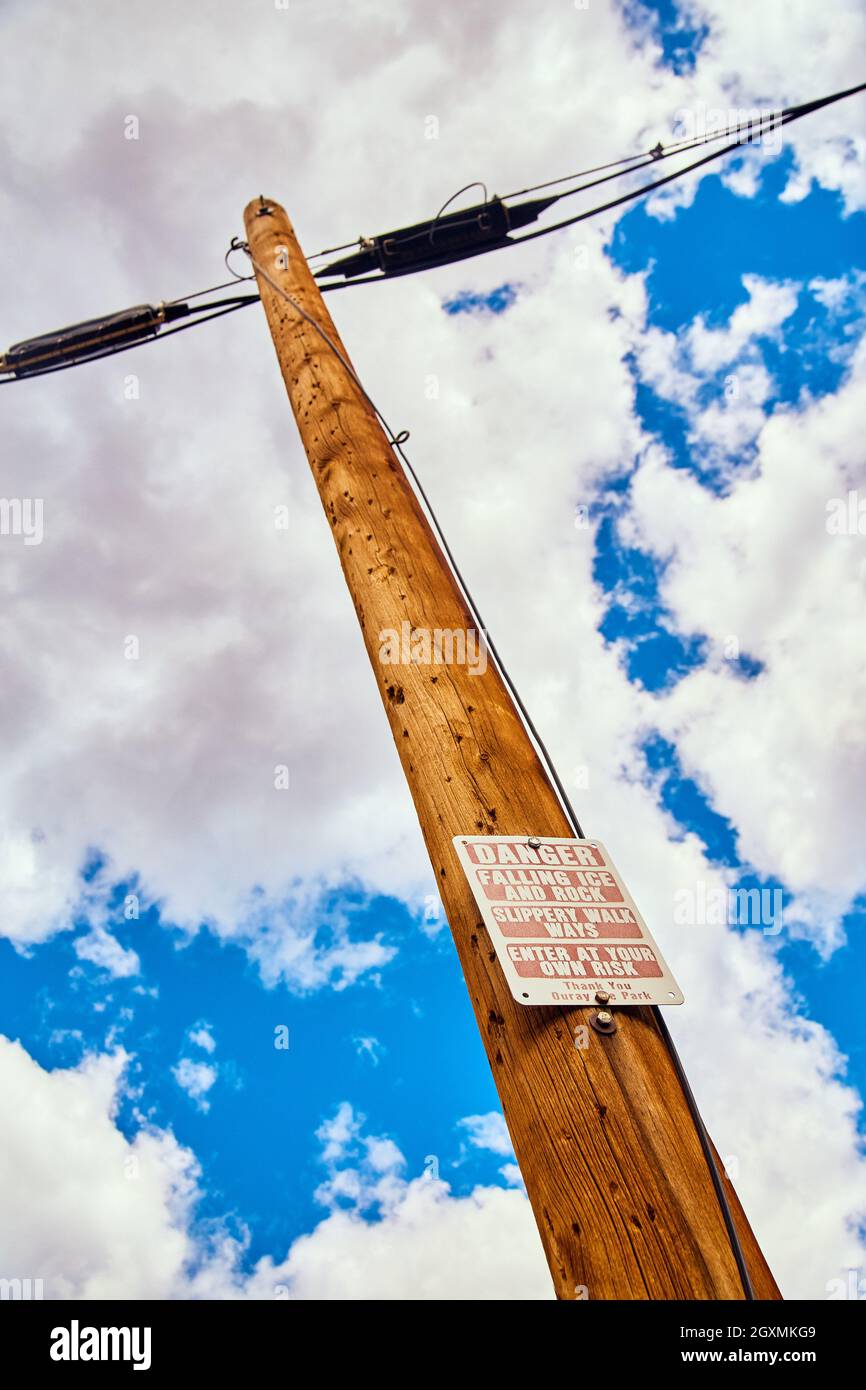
453;835;684;1007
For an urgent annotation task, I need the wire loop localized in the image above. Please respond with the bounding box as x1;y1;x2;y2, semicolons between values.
224;238;255;281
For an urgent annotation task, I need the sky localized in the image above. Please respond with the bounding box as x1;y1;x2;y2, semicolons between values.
0;0;865;1300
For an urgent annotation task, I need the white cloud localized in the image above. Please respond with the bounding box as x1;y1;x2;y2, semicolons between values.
259;1101;552;1299
0;1037;227;1299
0;833;112;950
352;1035;384;1066
458;1110;522;1186
458;1111;514;1158
648;0;866;215
187;1024;216;1055
315;1101;364;1166
139;1062;538;1301
172;1058;217;1113
313;1102;406;1210
810;274;858;312
625;334;866;951
635;275;800;478
74;927;140;979
242;902;397;994
499;1163;525;1188
268;1176;551;1301
4;1040;865;1301
686;275;799;373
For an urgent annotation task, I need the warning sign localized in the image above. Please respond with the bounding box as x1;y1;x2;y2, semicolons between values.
453;835;684;1007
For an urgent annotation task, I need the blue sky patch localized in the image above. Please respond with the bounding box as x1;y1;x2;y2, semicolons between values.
640;735;866;1130
610;154;866;337
594;515;707;690
0;890;513;1272
443;284;518;315
589;154;866;687
620;0;710;74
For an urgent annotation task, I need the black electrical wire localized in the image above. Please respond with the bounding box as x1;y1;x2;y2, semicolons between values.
244;248;586;837
310;100;823;277
502;148;658;200
504;80;866;204
311;79;866;284
428;182;490;243
508;85;866;253
310;94;855;287
183;294;260;312
654;1006;756;1299
306;126;739;284
307;237;364;261
500;118;762;210
319;273;387;292
0;298;258;384
314;92;827;276
6;81;863;366
512;132;759;245
500;102;791;203
165;278;257;305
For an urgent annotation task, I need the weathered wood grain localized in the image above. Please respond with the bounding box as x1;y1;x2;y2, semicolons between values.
244;197;781;1301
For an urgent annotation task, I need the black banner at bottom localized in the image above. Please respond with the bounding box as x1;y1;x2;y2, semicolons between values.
2;1297;859;1374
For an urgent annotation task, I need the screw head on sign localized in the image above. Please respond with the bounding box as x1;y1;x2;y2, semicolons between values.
596;1010;613;1027
595;992;611;1005
527;837;542;849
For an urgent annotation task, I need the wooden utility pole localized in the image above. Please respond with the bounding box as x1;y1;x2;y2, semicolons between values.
243;195;780;1300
